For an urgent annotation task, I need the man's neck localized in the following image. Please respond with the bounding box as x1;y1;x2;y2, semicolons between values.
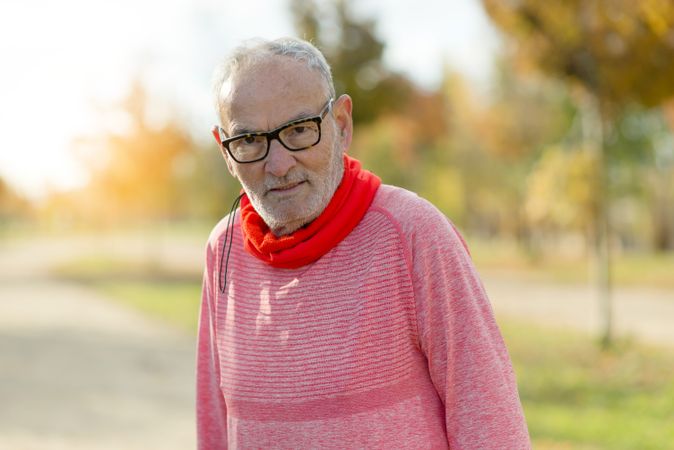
270;216;315;237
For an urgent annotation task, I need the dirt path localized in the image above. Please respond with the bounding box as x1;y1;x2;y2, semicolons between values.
483;271;674;347
0;238;197;450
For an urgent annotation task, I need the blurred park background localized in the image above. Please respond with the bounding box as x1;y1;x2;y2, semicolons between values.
2;0;674;448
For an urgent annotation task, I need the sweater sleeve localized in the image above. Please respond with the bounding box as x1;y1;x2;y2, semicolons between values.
405;199;530;449
196;240;228;449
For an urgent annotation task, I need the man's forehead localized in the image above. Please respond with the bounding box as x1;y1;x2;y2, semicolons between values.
218;58;327;134
224;57;323;99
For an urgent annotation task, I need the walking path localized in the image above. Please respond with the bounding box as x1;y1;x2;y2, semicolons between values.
483;271;674;347
0;237;196;450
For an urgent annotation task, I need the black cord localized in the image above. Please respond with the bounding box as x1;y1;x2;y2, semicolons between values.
218;193;244;294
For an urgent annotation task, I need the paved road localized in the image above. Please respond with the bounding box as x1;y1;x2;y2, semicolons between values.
0;237;197;450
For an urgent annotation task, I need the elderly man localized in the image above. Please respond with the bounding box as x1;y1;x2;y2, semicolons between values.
198;37;530;449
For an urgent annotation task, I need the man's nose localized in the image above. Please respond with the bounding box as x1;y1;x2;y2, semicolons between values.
265;138;297;177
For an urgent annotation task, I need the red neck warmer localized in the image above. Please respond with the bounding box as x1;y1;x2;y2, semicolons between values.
239;155;381;269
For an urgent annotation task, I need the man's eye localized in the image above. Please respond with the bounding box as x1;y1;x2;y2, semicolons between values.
289;125;307;135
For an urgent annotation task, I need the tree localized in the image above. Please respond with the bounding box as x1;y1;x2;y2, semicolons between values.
76;81;196;224
482;0;674;347
290;0;414;125
525;144;599;244
0;177;31;226
430;62;576;243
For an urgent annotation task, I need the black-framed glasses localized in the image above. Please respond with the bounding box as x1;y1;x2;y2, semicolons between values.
220;98;334;164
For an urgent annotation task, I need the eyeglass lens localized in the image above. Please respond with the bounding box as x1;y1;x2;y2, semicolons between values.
229;120;320;162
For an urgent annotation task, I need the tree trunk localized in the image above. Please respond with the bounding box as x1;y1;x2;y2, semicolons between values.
656;103;674;251
580;93;613;349
652;185;674;251
652;135;674;251
595;159;613;349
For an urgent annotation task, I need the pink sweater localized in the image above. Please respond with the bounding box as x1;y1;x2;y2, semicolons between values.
197;184;530;449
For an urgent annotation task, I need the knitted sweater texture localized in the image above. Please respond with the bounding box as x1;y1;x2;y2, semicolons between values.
197;184;530;449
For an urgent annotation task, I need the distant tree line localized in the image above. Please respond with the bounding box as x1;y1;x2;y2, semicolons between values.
36;0;674;267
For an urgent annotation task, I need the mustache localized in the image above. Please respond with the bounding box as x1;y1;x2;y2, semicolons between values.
264;171;308;190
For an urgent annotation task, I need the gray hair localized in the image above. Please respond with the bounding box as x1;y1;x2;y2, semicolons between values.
212;37;336;124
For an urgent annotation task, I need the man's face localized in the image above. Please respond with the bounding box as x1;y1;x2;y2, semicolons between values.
215;56;352;236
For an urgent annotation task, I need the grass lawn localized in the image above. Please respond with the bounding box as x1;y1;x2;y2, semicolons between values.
500;320;674;450
52;253;674;449
52;255;203;332
469;238;674;289
98;281;201;332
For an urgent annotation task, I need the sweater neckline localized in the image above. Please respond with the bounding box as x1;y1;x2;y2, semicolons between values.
239;155;381;268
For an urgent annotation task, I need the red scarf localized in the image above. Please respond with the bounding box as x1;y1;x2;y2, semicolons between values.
239;155;381;268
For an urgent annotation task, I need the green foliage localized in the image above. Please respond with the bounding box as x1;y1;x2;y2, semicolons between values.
502;319;674;449
482;58;577;162
51;252;201;331
187;140;242;220
46;82;196;224
525;145;599;232
99;281;201;332
28;0;674;255
290;0;415;125
68;81;196;223
435;67;578;236
350;115;422;190
470;237;674;288
607;108;674;250
483;0;674;110
40;80;240;226
0;176;31;222
482;0;674;260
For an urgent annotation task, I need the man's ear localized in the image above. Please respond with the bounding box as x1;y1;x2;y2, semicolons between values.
211;125;237;178
332;94;353;152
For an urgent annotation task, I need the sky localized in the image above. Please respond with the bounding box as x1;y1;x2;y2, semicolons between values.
0;0;499;199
